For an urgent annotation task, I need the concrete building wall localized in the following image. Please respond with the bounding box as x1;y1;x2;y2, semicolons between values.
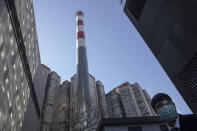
40;75;70;131
0;2;29;130
0;0;42;130
52;80;70;131
15;0;41;79
106;82;156;119
40;65;52;111
22;65;51;131
22;93;40;131
142;89;157;116
106;94;114;118
41;72;60;131
106;91;125;118
70;74;92;130
33;64;51;114
131;83;154;116
69;74;78;130
119;84;141;117
96;81;109;118
89;75;100;129
70;74;107;130
131;84;150;116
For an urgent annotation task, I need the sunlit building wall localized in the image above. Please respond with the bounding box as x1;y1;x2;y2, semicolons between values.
142;89;157;116
41;72;60;131
51;80;70;131
89;75;101;129
69;74;108;130
125;82;155;116
0;0;44;130
96;80;109;118
106;90;125;118
69;74;78;131
106;82;156;118
15;0;41;78
118;82;142;117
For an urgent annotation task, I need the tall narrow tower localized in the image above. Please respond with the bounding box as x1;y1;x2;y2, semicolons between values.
76;11;93;130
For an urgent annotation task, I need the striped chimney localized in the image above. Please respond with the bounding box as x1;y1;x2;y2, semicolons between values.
76;11;85;48
76;11;94;129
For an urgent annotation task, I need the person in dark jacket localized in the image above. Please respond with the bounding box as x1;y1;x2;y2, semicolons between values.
151;93;197;131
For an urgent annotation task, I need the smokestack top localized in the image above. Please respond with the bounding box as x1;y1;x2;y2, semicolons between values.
76;11;83;16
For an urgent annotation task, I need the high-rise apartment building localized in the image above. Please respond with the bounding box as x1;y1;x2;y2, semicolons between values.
41;71;61;131
117;83;142;117
0;0;49;130
106;89;125;118
70;74;108;130
40;76;156;130
89;75;101;128
106;82;156;118
121;0;197;113
96;81;109;118
40;73;108;131
51;80;70;131
40;71;70;131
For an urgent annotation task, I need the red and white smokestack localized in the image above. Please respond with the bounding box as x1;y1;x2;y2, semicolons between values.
76;11;85;48
75;11;94;129
76;10;90;104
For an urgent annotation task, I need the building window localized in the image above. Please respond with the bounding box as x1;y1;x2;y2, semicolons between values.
128;127;142;131
126;0;147;21
159;125;169;131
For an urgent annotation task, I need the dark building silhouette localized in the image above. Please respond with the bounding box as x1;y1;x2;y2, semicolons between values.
121;0;197;113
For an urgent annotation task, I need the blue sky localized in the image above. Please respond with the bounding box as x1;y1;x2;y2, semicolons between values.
33;0;192;114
